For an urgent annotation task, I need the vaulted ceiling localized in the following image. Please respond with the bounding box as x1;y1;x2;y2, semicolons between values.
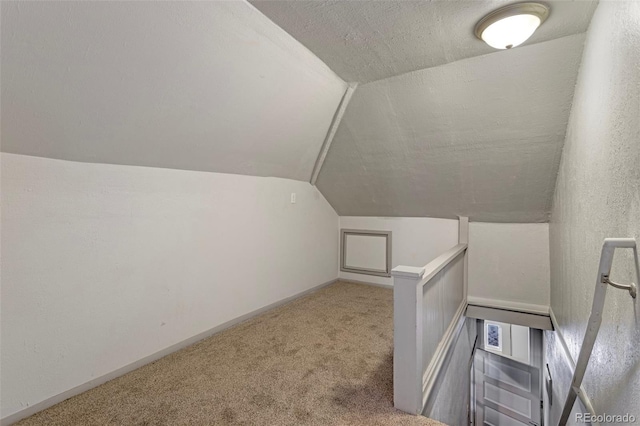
251;0;597;83
2;0;598;222
1;1;346;181
253;0;597;222
316;34;585;222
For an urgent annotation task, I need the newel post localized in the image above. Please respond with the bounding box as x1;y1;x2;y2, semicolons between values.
458;216;469;299
392;265;426;415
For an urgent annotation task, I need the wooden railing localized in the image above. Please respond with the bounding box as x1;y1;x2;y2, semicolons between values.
392;217;468;415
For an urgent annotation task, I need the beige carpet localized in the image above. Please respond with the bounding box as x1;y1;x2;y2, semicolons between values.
17;281;444;425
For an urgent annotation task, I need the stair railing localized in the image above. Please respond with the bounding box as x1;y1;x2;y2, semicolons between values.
559;238;639;424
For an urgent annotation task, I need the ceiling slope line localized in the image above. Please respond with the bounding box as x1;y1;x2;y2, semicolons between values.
310;82;357;185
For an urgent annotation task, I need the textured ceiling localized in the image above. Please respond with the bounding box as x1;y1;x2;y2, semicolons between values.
250;0;597;83
1;1;346;181
316;34;586;222
3;1;596;223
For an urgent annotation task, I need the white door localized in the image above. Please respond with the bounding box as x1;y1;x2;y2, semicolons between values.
474;349;541;426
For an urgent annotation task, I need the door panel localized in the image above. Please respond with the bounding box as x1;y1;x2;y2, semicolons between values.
475;349;541;426
484;357;532;391
484;381;532;418
485;406;530;426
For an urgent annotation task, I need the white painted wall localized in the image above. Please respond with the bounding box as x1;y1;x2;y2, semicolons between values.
468;223;550;312
511;325;530;365
343;234;387;272
338;217;459;286
0;153;339;419
547;1;640;422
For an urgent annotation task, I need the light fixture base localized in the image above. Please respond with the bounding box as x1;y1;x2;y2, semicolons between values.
474;2;550;42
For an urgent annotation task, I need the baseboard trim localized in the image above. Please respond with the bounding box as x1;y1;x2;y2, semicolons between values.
466;296;550;316
1;277;339;426
548;307;597;418
338;278;394;289
466;304;553;330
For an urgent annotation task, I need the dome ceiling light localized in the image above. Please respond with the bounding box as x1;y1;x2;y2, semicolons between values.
474;2;550;50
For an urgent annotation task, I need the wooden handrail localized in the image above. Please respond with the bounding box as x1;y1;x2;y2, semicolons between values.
559;238;638;425
418;243;467;286
392;242;468;415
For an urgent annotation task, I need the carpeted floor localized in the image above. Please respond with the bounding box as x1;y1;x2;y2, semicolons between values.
16;281;445;425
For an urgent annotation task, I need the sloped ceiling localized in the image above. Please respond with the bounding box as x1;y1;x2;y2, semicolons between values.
252;0;596;222
3;1;596;223
250;0;597;83
1;1;346;181
316;34;586;222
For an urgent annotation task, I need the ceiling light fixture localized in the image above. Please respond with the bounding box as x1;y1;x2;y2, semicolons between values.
474;2;550;50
